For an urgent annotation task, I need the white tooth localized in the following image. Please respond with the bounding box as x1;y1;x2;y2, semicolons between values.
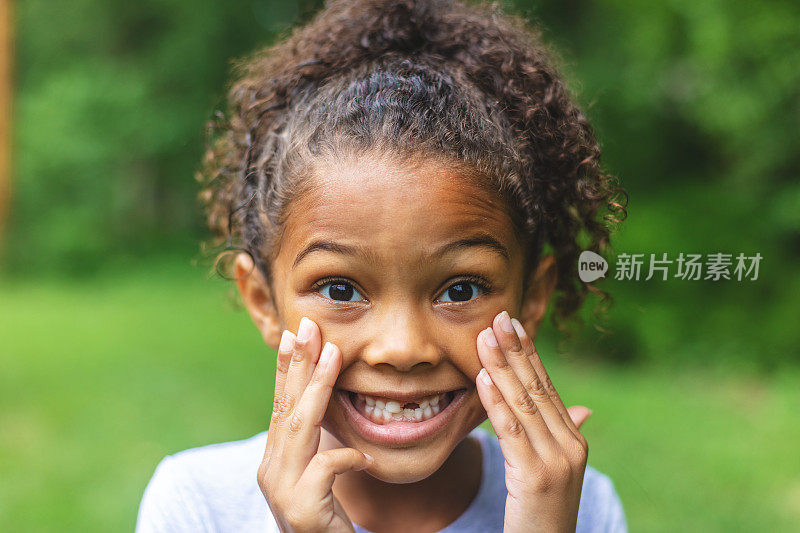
366;397;375;406
365;405;374;415
432;404;440;415
403;408;414;419
375;399;385;409
382;409;392;421
385;401;402;413
430;395;440;406
419;399;429;409
414;408;423;419
423;406;433;419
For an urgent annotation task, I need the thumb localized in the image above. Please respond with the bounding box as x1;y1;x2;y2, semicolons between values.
296;448;374;502
567;405;593;429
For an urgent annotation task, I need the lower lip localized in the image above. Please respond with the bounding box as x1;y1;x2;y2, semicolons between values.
336;388;469;446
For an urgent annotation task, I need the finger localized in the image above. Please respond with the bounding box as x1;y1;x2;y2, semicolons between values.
294;448;374;506
267;329;296;456
282;317;322;417
283;342;341;480
567;406;593;429
477;327;557;453
475;367;538;470
274;330;295;398
260;329;298;503
510;317;583;440
269;317;322;479
492;311;572;439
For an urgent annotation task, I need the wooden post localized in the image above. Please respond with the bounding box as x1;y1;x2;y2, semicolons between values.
0;0;12;243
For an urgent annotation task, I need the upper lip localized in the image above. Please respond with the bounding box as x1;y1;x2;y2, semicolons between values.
340;388;466;402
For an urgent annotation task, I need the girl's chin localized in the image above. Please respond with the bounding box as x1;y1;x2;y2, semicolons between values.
319;426;455;483
359;450;450;483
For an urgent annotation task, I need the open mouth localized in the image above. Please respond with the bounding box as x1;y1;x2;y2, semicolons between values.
335;387;469;446
348;390;456;424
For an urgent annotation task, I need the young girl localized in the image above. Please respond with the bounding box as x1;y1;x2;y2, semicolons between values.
137;0;627;531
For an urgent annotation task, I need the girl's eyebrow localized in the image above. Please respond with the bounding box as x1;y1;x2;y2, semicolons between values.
292;234;510;269
292;240;367;269
436;234;510;262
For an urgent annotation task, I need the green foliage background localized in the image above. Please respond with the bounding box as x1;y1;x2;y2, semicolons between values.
2;0;800;530
6;0;799;368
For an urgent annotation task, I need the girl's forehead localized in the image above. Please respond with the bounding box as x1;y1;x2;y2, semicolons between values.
281;155;519;255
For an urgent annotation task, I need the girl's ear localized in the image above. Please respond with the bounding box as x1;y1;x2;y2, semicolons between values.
519;254;558;338
233;253;283;349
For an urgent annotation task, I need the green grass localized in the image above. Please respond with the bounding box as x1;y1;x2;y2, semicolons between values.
1;260;798;531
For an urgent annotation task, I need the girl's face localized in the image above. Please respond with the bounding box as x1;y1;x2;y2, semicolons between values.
238;153;555;483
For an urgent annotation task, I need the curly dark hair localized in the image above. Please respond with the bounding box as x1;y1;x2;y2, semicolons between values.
197;0;626;329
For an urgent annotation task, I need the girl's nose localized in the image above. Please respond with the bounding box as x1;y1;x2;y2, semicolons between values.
361;308;440;371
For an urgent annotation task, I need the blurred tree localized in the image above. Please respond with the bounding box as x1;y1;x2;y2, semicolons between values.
5;0;315;274
0;0;11;241
3;0;797;366
518;0;800;368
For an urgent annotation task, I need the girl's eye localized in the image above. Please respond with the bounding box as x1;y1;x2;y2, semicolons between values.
438;281;484;303
318;281;365;302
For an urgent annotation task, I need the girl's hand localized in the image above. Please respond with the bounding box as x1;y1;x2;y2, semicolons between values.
257;317;373;533
476;311;592;533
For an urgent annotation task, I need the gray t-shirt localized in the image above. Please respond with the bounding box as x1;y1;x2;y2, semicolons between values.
136;427;627;532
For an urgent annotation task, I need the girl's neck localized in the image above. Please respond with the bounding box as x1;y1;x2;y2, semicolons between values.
320;430;483;533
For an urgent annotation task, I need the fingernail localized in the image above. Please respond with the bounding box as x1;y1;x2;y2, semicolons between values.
279;330;295;353
482;327;498;347
510;318;526;339
498;311;514;333
319;342;335;367
296;317;314;343
478;368;493;386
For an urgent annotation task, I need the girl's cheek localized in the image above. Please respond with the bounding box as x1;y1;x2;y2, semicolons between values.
282;294;366;333
441;326;487;377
